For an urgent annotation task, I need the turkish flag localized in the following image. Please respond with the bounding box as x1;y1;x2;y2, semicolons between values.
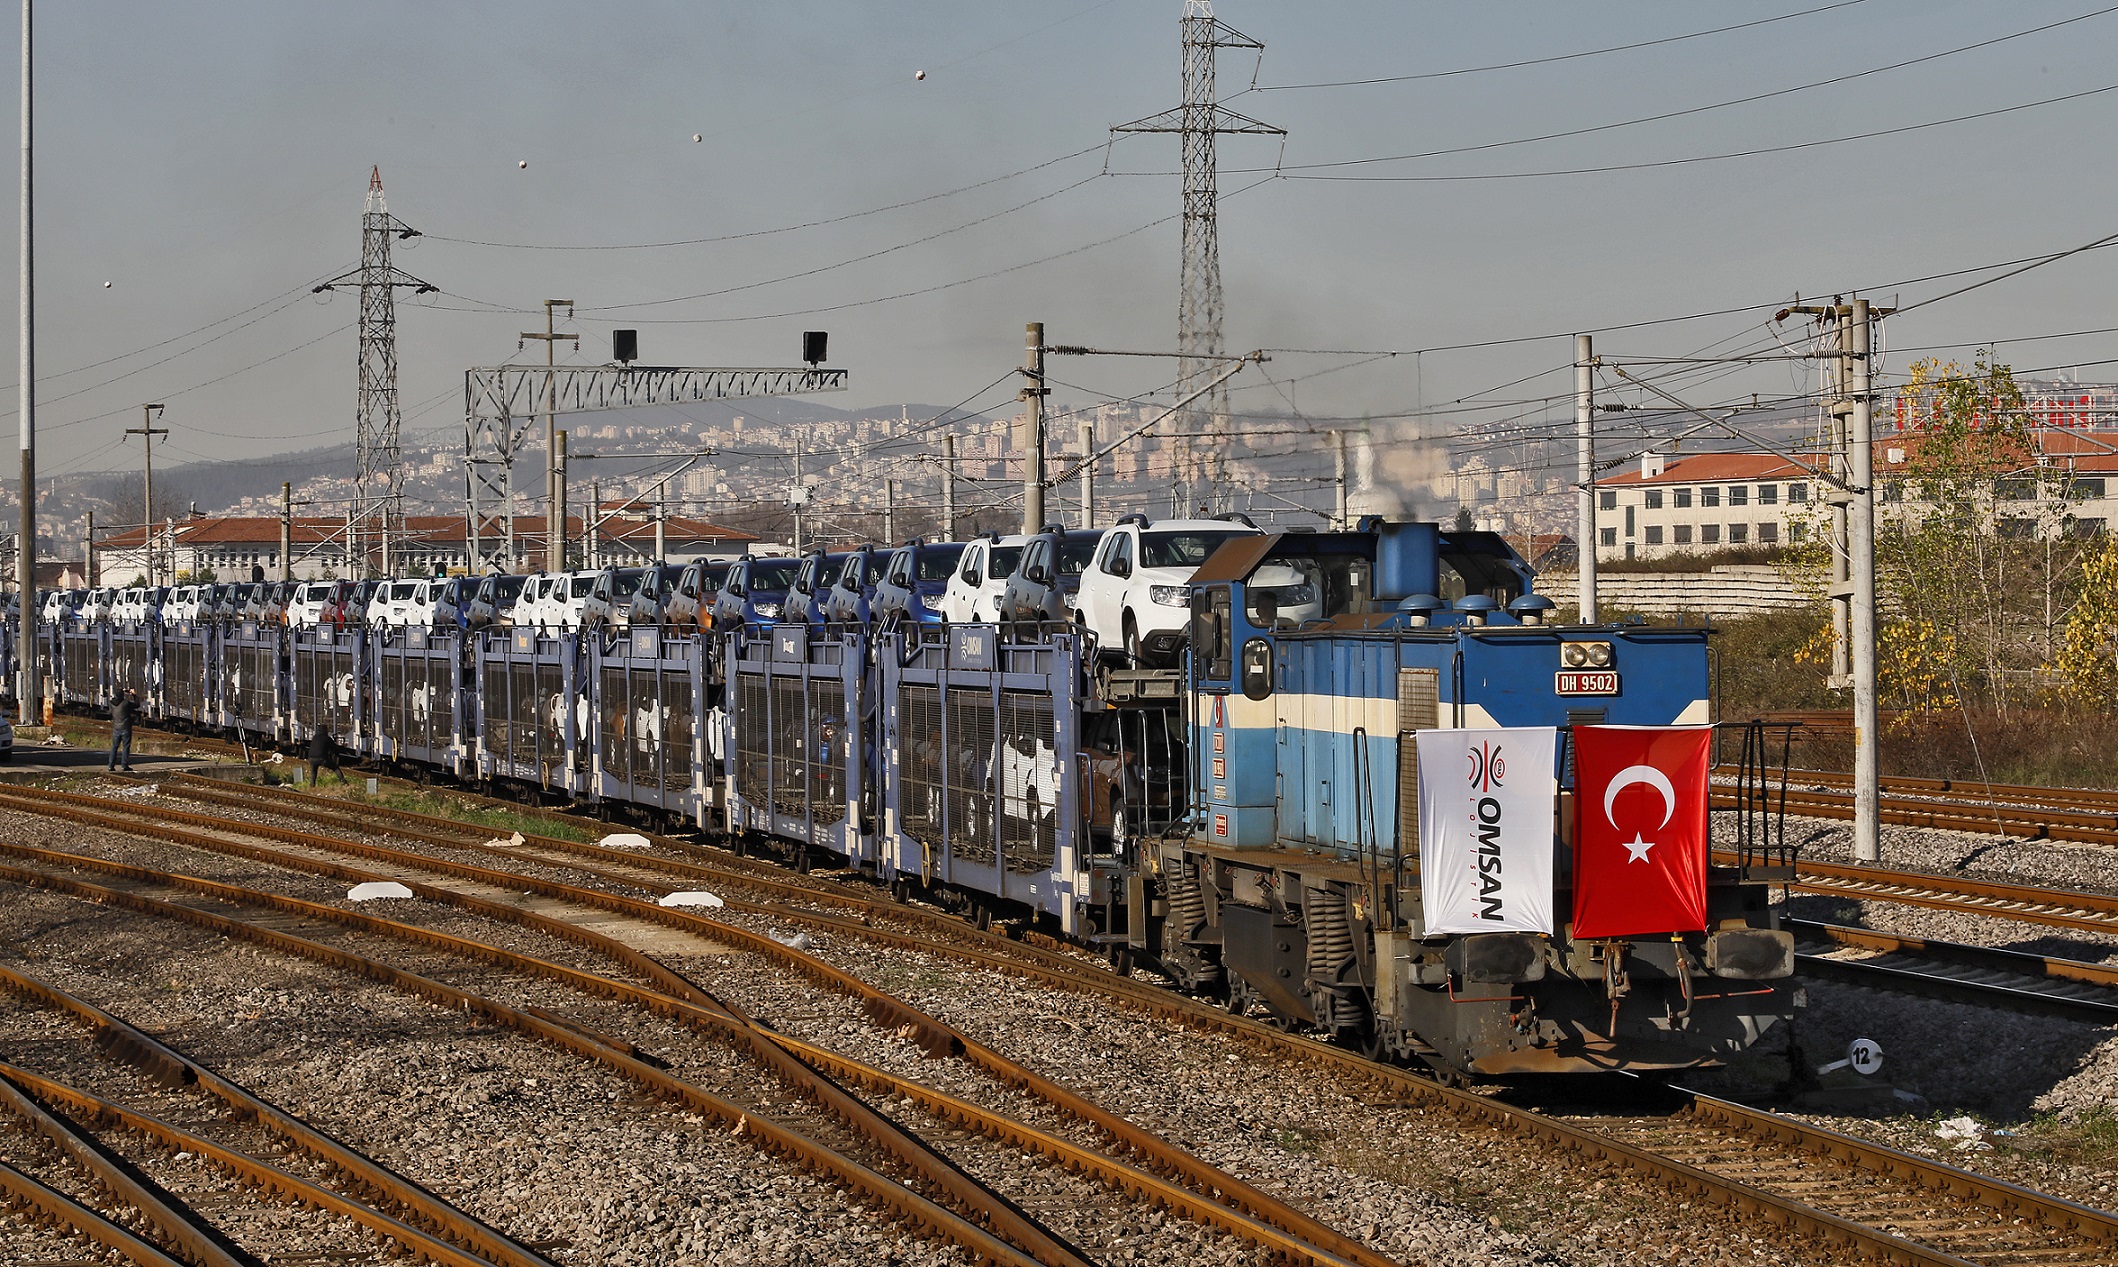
1571;726;1712;939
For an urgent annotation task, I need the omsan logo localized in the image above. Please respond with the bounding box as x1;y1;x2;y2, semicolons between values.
1467;740;1505;792
1468;739;1507;921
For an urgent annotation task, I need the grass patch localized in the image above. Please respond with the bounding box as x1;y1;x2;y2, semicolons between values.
2019;1108;2118;1166
314;783;593;843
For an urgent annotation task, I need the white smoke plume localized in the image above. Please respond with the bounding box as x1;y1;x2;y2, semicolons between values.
1350;417;1455;522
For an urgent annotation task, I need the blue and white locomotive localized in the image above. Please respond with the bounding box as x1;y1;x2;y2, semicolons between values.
34;516;1796;1078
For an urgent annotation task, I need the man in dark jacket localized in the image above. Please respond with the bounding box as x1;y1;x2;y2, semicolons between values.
107;689;138;772
307;726;342;787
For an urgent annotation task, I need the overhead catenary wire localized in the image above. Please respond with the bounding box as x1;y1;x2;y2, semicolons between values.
1256;0;1869;90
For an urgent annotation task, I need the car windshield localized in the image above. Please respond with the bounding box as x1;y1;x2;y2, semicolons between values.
1141;530;1244;570
609;570;647;600
1057;538;1102;576
750;558;800;590
571;575;596;597
390;582;416;600
916;544;965;582
497;576;527;600
815;558;846;588
988;546;1023;579
303;584;331;602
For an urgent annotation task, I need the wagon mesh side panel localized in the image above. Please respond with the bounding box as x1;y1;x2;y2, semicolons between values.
897;684;945;861
998;693;1056;874
601;664;630;787
163;641;200;716
661;663;694;797
735;673;771;816
538;659;566;772
945;686;996;870
769;677;808;821
811;679;847;829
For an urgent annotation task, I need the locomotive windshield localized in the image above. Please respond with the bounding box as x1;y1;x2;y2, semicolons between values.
1243;551;1376;626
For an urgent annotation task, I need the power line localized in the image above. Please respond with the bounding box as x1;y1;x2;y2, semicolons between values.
1257;0;1869;90
421;144;1112;252
1268;6;2118;171
1276;79;2118;181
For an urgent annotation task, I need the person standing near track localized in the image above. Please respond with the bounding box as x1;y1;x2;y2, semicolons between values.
307;725;343;787
107;688;139;773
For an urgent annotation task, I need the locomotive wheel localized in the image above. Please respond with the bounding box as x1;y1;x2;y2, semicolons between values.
1225;976;1259;1018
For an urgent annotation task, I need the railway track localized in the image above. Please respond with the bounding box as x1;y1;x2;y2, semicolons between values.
1767;854;2118;936
0;782;1391;1267
1713;766;2118;846
1788;919;2118;1024
9;778;2117;1265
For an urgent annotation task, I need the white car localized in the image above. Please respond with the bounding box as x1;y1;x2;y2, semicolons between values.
942;534;1028;624
510;573;558;630
109;587;151;625
80;587;117;623
525;572;593;631
161;584;206;625
285;581;338;627
1075;515;1262;666
368;578;433;628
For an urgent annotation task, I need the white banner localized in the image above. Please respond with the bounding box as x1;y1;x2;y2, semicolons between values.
1415;727;1559;935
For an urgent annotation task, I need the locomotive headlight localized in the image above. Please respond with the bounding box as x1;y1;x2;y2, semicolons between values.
1562;643;1589;668
1149;584;1190;607
1586;642;1613;668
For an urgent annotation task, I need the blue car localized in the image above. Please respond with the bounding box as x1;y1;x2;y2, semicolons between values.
711;555;803;630
824;545;892;624
786;549;853;626
872;538;967;626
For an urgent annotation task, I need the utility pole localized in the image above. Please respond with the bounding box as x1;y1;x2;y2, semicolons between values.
522;299;575;572
587;478;600;570
1332;429;1349;527
883;478;897;544
939;434;958;539
279;483;292;581
1078;417;1095;528
790;436;804;554
16;0;34;723
653;486;666;564
125;403;167;586
82;508;91;585
1827;306;1852;687
1575;335;1598;623
552;430;568;571
1848;298;1880;864
1020;321;1046;534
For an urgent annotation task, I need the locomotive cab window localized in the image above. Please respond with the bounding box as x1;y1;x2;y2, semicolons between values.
1240;637;1273;700
1191;585;1234;679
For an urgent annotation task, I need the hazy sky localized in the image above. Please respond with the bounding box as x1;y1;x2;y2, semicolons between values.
9;0;2118;491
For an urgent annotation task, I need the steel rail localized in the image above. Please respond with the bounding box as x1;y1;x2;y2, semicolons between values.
0;1069;249;1267
0;960;557;1267
0;1154;191;1267
1788;919;2118;1025
0;837;1373;1267
0;780;1398;1267
0;1062;506;1267
0;860;1060;1267
74;782;2118;1264
1711;783;2118;846
1765;854;2118;935
1722;764;2118;814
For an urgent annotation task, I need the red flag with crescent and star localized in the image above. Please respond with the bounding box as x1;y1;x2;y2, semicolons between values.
1571;725;1712;939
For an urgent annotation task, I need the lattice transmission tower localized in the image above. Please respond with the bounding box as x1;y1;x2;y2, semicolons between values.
1114;1;1282;507
316;167;434;574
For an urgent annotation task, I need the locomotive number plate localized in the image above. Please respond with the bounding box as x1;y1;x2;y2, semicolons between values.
1554;670;1619;695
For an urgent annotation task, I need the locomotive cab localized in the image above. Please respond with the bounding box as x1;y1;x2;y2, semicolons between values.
1162;519;1797;1077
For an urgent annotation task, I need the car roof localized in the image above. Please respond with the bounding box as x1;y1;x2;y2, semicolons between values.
1132;519;1262;533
